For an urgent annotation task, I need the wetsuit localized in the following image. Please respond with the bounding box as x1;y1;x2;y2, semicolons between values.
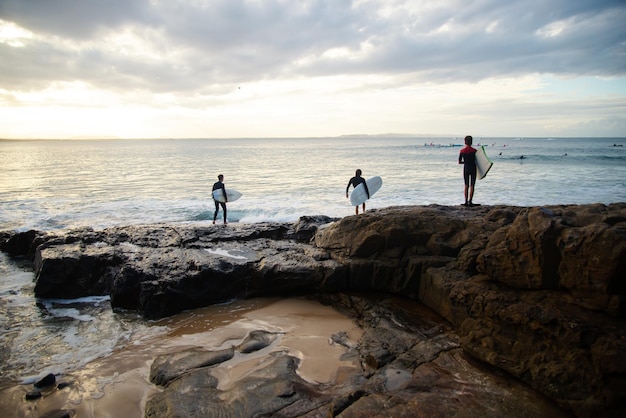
459;146;478;186
346;176;370;201
212;180;227;222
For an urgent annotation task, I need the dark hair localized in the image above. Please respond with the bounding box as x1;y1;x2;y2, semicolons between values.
218;174;224;180
355;169;362;176
464;135;473;145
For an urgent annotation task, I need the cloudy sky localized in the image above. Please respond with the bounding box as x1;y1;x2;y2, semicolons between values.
1;0;625;139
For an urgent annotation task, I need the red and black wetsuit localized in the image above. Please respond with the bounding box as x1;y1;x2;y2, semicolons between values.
459;146;477;185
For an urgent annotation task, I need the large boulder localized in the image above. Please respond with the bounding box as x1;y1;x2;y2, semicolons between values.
3;218;341;319
315;203;626;416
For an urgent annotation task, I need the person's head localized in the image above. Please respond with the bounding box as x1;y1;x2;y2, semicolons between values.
355;169;362;177
464;135;473;145
218;174;224;181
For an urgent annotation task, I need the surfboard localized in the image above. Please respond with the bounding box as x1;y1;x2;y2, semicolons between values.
212;188;242;203
350;176;383;206
476;146;493;180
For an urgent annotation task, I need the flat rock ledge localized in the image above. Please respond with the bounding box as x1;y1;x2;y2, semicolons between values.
2;204;626;417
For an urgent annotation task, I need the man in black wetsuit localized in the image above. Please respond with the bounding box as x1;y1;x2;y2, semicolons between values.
212;174;228;224
346;169;370;215
458;135;477;206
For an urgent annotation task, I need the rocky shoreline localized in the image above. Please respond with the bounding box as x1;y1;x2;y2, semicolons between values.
1;203;625;417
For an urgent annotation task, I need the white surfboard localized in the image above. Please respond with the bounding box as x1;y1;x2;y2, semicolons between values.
476;146;493;180
350;176;383;206
212;188;242;203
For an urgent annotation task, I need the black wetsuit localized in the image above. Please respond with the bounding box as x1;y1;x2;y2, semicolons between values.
212;181;227;222
459;146;477;186
346;176;370;202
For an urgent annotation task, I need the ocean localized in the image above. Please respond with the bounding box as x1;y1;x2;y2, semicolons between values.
1;136;625;403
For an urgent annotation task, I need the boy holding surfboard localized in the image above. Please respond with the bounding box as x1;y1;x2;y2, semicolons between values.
459;135;477;207
346;169;370;215
212;174;228;224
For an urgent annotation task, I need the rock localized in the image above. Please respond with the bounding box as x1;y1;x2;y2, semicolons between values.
2;204;625;417
25;391;42;401
0;229;39;257
236;330;280;353
314;204;626;416
33;242;116;298
56;381;72;390
34;373;56;388
330;331;355;349
149;330;281;388
290;215;338;241
150;347;235;386
145;352;318;418
1;218;342;319
39;410;72;418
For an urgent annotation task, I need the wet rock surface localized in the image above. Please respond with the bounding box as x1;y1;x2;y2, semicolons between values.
2;203;625;417
144;294;568;418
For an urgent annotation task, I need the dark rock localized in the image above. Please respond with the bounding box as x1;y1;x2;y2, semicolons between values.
2;204;625;417
150;347;235;386
289;215;338;241
1;217;342;319
0;229;39;257
34;373;56;388
40;410;73;418
56;381;72;390
145;352;317;418
236;330;280;353
25;390;42;400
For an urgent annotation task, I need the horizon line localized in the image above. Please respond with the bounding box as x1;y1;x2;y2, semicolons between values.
2;134;626;142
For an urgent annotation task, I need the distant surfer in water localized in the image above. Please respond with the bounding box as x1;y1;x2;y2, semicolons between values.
212;174;228;224
459;135;477;207
346;169;370;215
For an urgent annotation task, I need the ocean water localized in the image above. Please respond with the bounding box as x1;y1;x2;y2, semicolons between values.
1;136;624;232
0;136;625;385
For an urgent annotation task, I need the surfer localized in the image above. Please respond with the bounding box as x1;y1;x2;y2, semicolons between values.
458;135;477;207
346;169;370;215
212;174;228;224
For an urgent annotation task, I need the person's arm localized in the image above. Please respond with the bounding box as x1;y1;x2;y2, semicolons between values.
221;183;228;202
364;181;370;199
346;178;352;197
459;150;465;164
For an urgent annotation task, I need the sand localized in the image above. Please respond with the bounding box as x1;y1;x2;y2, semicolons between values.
2;297;362;418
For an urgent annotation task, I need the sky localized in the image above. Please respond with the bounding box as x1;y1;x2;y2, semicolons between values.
0;0;625;139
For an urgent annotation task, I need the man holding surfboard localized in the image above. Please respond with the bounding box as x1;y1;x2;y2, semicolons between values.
346;169;370;215
459;135;477;207
212;174;228;224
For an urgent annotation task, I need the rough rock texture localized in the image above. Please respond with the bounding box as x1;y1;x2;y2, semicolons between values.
314;204;626;417
2;204;625;417
2;216;341;319
144;294;568;418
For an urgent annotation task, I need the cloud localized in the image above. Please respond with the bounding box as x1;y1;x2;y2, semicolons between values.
2;1;624;90
0;0;625;138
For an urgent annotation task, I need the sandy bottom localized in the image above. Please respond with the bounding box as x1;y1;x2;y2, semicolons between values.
1;297;362;418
